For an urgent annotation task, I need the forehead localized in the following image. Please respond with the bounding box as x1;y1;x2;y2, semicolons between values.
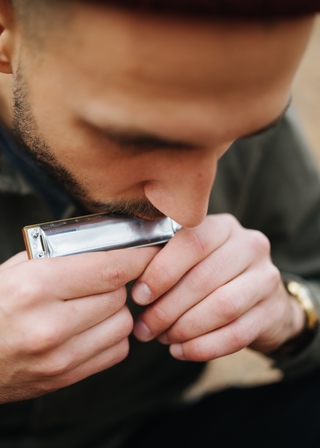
50;6;299;93
19;5;312;141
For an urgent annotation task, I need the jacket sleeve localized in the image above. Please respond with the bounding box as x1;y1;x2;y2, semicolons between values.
209;107;320;379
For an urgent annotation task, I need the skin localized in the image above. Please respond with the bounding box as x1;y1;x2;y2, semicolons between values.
0;0;316;402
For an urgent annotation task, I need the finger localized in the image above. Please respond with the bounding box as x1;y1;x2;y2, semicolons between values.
134;232;267;341
60;287;129;337
15;287;129;350
0;251;28;271
56;338;130;389
168;302;266;362
169;282;294;362
158;265;280;344
27;306;133;378
131;215;234;305
36;339;130;396
1;246;159;302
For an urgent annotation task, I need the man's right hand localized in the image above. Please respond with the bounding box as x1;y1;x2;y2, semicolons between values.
0;247;158;403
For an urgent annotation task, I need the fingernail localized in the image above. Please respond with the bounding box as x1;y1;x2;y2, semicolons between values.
170;344;185;360
134;320;152;341
132;282;153;305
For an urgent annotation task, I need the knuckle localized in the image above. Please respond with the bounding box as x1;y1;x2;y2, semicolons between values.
40;356;71;378
227;328;245;353
222;213;239;227
246;229;271;255
22;325;60;355
23;351;71;380
172;321;191;341
102;263;128;290
183;228;208;260
108;286;128;310
23;263;52;295
151;302;172;328
228;323;255;353
268;265;281;288
189;263;215;293
214;289;241;322
119;307;134;337
148;261;175;292
17;282;45;308
187;339;210;362
114;338;130;363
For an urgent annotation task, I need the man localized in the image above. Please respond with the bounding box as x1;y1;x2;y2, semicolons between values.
0;0;320;446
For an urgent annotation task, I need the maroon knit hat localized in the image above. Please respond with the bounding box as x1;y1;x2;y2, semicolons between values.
99;0;320;18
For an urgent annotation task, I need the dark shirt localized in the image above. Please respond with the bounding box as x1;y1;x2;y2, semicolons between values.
0;124;72;219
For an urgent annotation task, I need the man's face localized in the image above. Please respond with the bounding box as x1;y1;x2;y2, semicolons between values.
9;5;313;227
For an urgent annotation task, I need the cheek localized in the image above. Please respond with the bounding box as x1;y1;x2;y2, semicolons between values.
66;151;145;195
30;112;147;196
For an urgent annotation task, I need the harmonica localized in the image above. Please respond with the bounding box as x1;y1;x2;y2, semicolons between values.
22;213;182;259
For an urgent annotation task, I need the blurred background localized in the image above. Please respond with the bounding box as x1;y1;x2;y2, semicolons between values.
186;16;320;399
293;16;320;166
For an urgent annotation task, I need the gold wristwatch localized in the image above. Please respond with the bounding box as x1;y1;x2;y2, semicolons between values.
284;280;318;331
276;279;319;354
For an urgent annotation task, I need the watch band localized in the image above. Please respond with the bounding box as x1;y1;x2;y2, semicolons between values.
272;278;319;355
284;280;319;331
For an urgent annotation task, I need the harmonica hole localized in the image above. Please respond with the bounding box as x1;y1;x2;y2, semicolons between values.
40;235;46;252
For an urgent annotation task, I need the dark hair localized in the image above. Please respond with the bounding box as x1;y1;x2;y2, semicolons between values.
12;0;320;18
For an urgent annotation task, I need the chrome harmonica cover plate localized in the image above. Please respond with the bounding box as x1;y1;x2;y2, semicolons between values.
22;213;181;259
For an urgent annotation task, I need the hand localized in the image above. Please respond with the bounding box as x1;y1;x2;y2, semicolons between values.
0;246;158;403
131;214;305;361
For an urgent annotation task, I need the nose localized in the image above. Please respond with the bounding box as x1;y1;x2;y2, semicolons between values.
143;149;219;228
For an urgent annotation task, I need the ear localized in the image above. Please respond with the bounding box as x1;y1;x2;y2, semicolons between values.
0;0;17;74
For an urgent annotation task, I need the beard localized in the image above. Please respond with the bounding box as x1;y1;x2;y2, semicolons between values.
10;68;164;220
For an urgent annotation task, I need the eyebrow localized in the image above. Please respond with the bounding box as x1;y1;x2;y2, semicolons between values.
90;98;292;150
239;97;292;140
97;126;200;151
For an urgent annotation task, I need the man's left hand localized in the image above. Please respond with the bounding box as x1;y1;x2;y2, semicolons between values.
131;214;305;361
